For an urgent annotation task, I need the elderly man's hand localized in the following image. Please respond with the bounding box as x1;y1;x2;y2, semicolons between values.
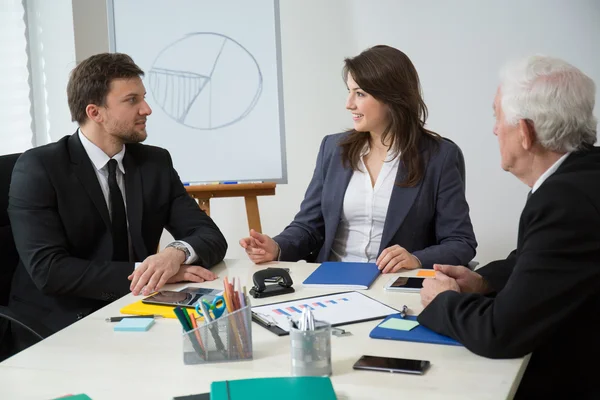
420;270;460;308
433;264;490;294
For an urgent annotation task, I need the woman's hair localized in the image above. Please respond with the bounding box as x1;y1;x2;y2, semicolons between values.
341;45;439;187
500;55;597;152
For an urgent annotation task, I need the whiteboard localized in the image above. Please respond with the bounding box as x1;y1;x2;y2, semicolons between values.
107;0;286;183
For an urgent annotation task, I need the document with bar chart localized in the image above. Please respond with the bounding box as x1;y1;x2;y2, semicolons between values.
251;291;398;333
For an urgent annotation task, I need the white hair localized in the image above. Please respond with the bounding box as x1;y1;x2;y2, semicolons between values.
500;55;597;152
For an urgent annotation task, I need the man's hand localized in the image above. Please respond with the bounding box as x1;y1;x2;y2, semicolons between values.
376;245;421;273
433;264;489;294
239;229;279;264
166;265;218;284
128;247;186;296
420;270;460;307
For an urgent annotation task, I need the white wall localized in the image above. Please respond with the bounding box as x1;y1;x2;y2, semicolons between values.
350;0;600;264
72;0;109;63
43;0;600;265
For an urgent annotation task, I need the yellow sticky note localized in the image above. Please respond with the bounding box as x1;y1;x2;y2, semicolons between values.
416;270;436;278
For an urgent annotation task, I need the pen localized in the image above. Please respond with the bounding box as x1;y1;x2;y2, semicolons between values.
105;315;163;322
200;300;227;356
174;307;205;360
399;305;408;319
221;181;264;184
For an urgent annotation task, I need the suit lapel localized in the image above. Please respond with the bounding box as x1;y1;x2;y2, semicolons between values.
123;150;147;261
378;159;423;254
68;133;111;230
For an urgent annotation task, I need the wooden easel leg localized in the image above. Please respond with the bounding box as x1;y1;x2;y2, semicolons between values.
244;196;262;233
197;198;211;216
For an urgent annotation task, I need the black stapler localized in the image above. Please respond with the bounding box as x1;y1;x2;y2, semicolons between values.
249;267;295;299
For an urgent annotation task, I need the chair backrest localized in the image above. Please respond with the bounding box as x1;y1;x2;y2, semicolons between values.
0;153;22;306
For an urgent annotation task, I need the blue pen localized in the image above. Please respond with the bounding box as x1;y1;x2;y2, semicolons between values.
222;181;238;184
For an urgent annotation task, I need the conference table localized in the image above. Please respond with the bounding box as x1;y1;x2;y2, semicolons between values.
0;259;528;399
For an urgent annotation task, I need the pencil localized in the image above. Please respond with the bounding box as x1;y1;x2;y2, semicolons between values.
224;277;245;358
189;315;206;354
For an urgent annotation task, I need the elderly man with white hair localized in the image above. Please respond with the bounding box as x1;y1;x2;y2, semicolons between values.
418;55;599;399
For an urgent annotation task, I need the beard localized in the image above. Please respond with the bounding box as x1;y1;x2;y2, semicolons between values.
119;129;147;144
107;120;148;144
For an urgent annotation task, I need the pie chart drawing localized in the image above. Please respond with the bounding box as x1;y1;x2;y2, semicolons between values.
148;32;263;130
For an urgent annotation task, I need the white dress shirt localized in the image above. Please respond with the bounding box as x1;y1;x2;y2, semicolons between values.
531;152;571;194
78;130;197;264
330;148;400;262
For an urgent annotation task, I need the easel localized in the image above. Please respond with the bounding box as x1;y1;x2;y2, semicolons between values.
185;183;276;233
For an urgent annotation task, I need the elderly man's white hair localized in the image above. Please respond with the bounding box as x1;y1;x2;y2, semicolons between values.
500;55;598;152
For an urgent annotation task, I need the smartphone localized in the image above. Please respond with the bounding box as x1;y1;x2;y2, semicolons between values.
384;276;424;292
353;355;430;375
264;267;291;283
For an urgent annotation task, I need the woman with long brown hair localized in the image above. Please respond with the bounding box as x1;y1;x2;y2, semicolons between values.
240;45;476;271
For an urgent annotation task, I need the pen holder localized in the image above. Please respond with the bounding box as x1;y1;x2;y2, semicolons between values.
183;304;253;365
290;323;332;377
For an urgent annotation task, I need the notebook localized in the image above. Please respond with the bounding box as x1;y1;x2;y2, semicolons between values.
302;261;380;289
370;314;462;346
210;377;337;400
120;299;201;319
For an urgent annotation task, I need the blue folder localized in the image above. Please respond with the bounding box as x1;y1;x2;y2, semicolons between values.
370;314;462;346
302;262;380;289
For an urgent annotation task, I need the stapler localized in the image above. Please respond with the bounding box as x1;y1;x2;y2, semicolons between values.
249;267;295;299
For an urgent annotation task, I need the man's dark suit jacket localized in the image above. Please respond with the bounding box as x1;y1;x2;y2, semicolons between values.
8;133;228;333
274;132;477;267
418;146;600;399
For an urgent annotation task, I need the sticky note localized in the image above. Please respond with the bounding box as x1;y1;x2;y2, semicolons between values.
416;270;436;278
114;318;155;332
379;318;420;331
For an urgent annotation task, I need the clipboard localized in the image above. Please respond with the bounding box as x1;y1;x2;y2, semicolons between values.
251;291;398;336
370;314;462;346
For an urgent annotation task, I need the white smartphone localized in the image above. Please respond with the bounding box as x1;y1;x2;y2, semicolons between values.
384;276;423;292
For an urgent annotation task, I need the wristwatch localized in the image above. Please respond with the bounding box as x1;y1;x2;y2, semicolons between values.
166;241;191;263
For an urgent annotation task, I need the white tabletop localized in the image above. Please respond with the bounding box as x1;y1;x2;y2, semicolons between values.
0;259;528;399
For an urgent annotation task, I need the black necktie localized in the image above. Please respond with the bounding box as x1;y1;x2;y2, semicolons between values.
107;159;129;261
527;190;532;200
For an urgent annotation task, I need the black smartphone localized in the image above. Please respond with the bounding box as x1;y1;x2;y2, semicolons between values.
353;355;430;375
264;267;290;283
384;276;423;292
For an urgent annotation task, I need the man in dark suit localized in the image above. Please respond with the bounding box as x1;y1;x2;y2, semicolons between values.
8;53;227;341
418;55;600;398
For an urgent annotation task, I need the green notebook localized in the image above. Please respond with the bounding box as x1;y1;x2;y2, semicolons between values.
210;376;337;400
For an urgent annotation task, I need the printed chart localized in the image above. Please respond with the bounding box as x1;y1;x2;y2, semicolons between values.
251;291;398;332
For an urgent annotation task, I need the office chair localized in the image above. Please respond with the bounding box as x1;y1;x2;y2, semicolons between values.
0;153;52;361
